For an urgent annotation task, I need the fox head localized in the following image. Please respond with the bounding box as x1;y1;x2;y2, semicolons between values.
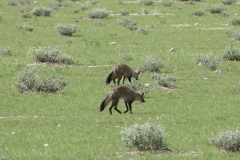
137;91;145;102
133;70;142;80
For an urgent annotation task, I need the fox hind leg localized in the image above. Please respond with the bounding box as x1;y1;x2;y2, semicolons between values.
128;102;133;114
124;101;129;113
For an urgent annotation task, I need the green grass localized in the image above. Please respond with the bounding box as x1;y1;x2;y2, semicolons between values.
1;0;240;159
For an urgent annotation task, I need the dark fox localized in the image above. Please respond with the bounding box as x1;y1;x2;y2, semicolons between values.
100;86;145;115
106;64;142;85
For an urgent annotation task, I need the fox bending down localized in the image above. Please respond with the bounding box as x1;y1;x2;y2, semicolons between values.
106;64;141;85
100;86;145;115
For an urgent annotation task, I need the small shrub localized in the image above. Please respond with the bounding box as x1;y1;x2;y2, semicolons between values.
194;54;221;70
221;0;236;5
0;46;11;55
121;122;168;151
90;0;99;5
87;8;109;19
192;10;204;16
161;0;173;7
117;17;137;31
15;67;67;93
139;0;154;6
19;0;32;5
138;56;164;72
21;12;32;18
138;28;148;35
225;30;240;41
118;0;124;4
231;83;240;93
229;17;240;25
16;24;34;32
126;79;142;91
222;46;240;61
152;73;177;88
49;0;60;10
119;9;129;16
32;7;51;17
29;46;74;64
119;52;133;61
56;24;77;36
207;5;225;14
210;129;240;152
7;0;17;6
221;11;229;18
81;5;88;11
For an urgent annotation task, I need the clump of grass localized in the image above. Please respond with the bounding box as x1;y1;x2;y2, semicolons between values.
19;0;32;5
229;16;240;25
231;83;240;93
138;28;148;35
49;0;61;10
90;0;99;5
15;67;67;93
210;129;240;152
117;17;137;31
87;8;109;19
56;24;77;36
138;56;164;72
161;0;173;7
29;46;74;64
118;0;124;4
222;46;240;61
221;11;229;18
152;73;177;88
194;53;221;70
192;10;204;16
16;23;34;32
126;79;142;91
206;5;225;14
119;52;133;61
139;0;154;5
32;7;51;17
221;0;236;5
119;9;129;16
7;0;17;6
0;46;11;55
0;15;3;22
21;12;32;18
121;121;168;151
225;30;240;41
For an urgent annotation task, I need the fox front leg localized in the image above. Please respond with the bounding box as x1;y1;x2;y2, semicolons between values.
128;102;133;114
127;77;132;83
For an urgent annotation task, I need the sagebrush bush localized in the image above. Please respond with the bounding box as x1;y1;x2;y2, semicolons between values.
225;30;240;41
222;46;240;61
138;56;164;72
229;16;240;25
87;8;109;19
8;0;17;6
210;129;240;152
117;17;137;31
221;11;229;18
207;5;225;14
32;7;51;17
139;0;154;5
21;12;32;18
221;0;236;5
194;54;221;70
56;24;77;36
0;46;11;55
161;0;173;7
152;73;177;88
15;67;67;93
192;10;204;16
121;122;168;151
19;0;32;5
29;46;74;64
119;52;133;61
126;79;142;91
138;28;148;35
119;9;129;16
16;24;34;32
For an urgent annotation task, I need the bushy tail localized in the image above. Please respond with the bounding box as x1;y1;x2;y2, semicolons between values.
106;71;113;85
100;95;112;112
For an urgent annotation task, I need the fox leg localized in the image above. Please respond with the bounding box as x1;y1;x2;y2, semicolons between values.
124;101;129;113
109;100;121;114
127;77;132;83
114;105;122;114
122;76;126;84
128;102;133;114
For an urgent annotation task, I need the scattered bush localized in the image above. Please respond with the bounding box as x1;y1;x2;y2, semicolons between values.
117;17;137;30
222;46;240;61
87;8;109;19
119;52;133;61
15;67;67;93
32;7;51;17
21;12;32;18
90;0;99;5
29;46;74;64
56;24;77;36
126;79;142;91
7;0;17;6
49;0;60;10
192;10;204;16
152;73;177;88
210;129;240;152
118;0;124;4
221;11;229;18
194;54;221;70
16;24;34;32
0;46;11;55
19;0;32;5
138;28;148;35
229;16;240;25
225;30;240;41
207;5;225;14
119;9;129;16
221;0;236;5
139;0;154;5
161;0;173;7
138;56;164;72
231;83;240;93
121;122;168;151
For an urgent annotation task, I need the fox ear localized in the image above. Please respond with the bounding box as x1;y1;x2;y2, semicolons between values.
136;70;144;74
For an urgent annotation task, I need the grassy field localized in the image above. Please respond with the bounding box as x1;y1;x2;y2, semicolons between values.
1;0;240;159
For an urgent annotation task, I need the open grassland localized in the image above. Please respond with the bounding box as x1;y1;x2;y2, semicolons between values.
0;0;240;159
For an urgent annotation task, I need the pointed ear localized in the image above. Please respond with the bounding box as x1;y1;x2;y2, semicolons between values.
136;70;143;74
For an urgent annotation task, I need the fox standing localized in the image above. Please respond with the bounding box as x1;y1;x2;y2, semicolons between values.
106;64;141;85
100;86;145;115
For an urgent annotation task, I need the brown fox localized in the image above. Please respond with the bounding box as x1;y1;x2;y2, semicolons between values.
106;64;141;85
100;86;145;115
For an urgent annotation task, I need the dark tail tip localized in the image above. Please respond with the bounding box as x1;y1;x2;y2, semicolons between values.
100;100;105;112
106;71;113;85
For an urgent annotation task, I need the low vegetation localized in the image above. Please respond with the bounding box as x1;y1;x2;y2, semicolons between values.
87;8;109;19
152;73;177;89
138;56;164;72
117;17;137;30
0;46;11;55
194;54;221;70
32;6;51;17
56;24;77;36
222;46;240;61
